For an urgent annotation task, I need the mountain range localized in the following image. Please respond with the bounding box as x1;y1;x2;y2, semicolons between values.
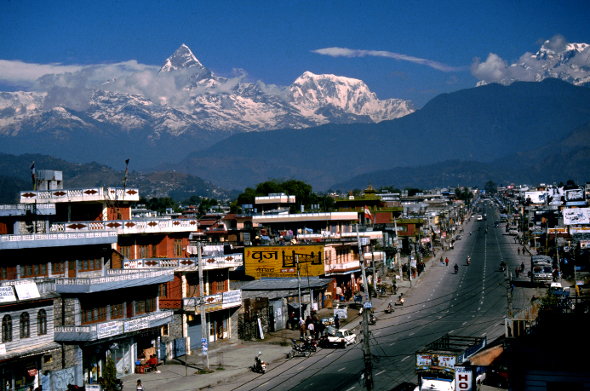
0;44;414;169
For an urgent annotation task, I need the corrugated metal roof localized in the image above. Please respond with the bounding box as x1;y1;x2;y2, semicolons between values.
241;277;330;291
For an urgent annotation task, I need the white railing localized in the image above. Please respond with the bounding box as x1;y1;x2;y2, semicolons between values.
55;269;173;286
0;204;55;212
124;254;243;270
326;261;361;271
21;187;140;202
50;219;198;233
0;231;117;243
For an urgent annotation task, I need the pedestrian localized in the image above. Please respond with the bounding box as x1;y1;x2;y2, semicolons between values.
445;257;449;267
289;312;295;329
515;267;519;278
334;314;340;329
307;321;314;338
521;262;525;272
517;248;520;255
299;318;305;339
522;247;526;254
136;380;144;391
511;284;514;294
440;257;444;266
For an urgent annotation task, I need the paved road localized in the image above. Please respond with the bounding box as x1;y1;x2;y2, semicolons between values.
214;202;537;391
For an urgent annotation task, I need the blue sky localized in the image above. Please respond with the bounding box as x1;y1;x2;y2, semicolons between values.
1;0;588;107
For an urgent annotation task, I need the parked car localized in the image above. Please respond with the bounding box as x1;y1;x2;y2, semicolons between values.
320;326;357;348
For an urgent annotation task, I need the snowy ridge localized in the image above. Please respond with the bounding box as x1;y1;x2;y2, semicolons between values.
0;44;416;141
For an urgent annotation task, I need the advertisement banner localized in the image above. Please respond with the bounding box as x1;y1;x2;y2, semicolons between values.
123;317;149;333
222;290;242;304
416;354;456;369
14;282;40;300
0;287;17;303
97;321;122;339
563;208;590;225
565;188;585;202
244;245;325;279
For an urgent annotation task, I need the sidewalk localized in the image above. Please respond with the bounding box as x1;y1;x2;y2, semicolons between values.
121;257;437;390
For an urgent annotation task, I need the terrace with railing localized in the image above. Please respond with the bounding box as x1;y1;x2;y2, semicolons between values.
50;218;198;235
20;187;140;204
123;253;243;271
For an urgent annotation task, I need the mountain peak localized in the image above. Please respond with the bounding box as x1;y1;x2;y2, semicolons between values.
158;44;205;73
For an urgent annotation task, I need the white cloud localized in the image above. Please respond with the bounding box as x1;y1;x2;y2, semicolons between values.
312;47;466;72
0;60;85;89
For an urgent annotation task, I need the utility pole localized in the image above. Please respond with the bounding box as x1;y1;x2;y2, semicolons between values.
197;244;209;371
356;224;373;391
296;255;303;321
505;266;513;318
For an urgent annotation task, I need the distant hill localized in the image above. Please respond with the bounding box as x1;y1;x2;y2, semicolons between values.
331;121;590;190
162;79;590;190
0;153;233;204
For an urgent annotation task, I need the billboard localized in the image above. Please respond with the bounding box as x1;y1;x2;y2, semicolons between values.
563;208;590;225
245;245;324;279
565;188;585;202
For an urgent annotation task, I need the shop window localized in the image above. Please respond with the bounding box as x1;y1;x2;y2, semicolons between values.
139;245;149;258
38;309;47;335
2;315;11;342
111;303;124;319
81;306;107;324
80;258;101;272
174;239;182;257
52;261;65;274
20;312;30;338
158;283;168;298
120;246;131;259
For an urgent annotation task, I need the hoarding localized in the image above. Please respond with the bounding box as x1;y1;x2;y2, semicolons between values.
565;188;585;202
563;208;590;225
244;245;324;279
416;353;456;369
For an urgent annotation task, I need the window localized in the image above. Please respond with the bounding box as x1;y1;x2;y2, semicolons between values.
52;261;65;274
111;303;124;319
120;246;131;259
174;239;182;257
80;258;101;272
215;279;225;293
2;315;11;342
81;306;107;324
38;309;47;335
0;266;16;280
158;283;168;298
20;313;30;338
22;263;48;277
161;324;169;336
135;297;156;315
139;245;148;258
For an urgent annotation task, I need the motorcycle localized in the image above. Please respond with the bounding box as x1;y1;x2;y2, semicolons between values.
394;293;404;306
287;339;311;358
384;303;394;314
252;351;267;373
361;311;377;325
467;257;471;266
454;265;459;274
302;336;318;353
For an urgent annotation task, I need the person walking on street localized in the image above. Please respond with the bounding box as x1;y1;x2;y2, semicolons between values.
440;256;444;266
137;380;145;391
445;257;449;267
334;314;340;329
517;248;520;255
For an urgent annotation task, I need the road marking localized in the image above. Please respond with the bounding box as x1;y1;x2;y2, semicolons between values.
374;332;380;335
346;387;356;391
261;382;269;386
389;342;395;346
481;332;487;337
478;307;481;311
304;384;313;389
462;321;467;325
375;370;386;376
297;366;305;370
401;356;411;362
409;332;415;336
338;367;346;372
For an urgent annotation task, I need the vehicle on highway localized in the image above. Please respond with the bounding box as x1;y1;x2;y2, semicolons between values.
456;235;462;240
530;255;553;286
476;215;483;221
319;326;356;348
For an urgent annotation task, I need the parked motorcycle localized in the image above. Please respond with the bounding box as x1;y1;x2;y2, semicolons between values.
252;351;267;374
302;336;318;353
287;339;311;358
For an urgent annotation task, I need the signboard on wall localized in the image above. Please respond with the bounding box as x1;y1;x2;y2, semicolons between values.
563;208;590;225
0;286;16;303
97;321;122;339
244;245;325;279
14;282;40;300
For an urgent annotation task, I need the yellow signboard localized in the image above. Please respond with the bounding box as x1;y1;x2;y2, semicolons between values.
245;245;325;279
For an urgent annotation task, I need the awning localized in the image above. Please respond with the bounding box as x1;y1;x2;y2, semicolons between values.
288;302;301;309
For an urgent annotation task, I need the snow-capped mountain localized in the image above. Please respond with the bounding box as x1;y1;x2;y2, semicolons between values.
477;40;590;87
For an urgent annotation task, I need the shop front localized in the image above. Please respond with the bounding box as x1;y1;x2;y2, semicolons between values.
0;356;41;391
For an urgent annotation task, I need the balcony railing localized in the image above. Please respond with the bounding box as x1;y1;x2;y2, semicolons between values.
55;269;175;293
0;231;118;250
20;187;140;204
54;309;173;342
182;290;242;313
124;254;243;271
50;218;198;234
0;203;56;216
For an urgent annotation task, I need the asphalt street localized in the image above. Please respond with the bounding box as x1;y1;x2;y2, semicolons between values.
210;201;538;391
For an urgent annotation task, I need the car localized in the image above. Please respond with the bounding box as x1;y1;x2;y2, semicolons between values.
456;235;462;240
320;326;357;348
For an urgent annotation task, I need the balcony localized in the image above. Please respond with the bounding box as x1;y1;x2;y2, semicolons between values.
20;187;140;204
0;230;117;250
182;290;242;314
324;260;361;275
0;203;56;217
55;269;175;293
124;254;243;271
50;218;198;235
54;309;174;342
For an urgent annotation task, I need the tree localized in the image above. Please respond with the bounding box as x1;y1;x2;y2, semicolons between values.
102;355;118;391
484;181;497;195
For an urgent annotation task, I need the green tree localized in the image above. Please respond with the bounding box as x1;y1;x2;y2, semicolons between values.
102;355;118;391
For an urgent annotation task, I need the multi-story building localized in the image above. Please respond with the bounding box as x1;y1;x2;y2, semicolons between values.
0;170;198;390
